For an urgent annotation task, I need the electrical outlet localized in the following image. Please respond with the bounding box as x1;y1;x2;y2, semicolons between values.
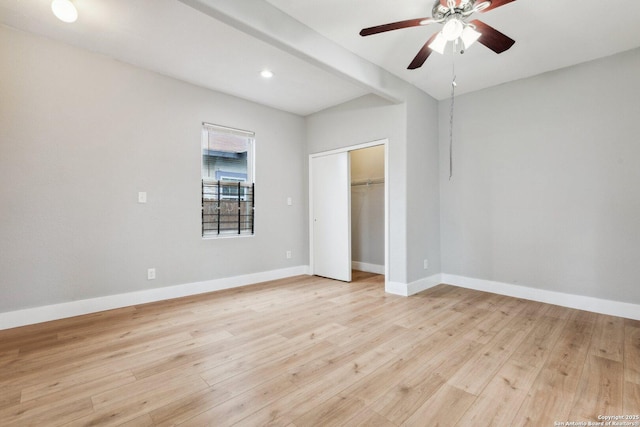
147;268;156;280
423;259;429;270
286;250;292;259
138;192;147;203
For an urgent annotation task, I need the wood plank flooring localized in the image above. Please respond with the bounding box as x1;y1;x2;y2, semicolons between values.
1;271;639;426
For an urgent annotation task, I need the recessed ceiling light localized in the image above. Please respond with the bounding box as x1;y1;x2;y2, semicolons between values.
51;0;78;23
260;70;274;79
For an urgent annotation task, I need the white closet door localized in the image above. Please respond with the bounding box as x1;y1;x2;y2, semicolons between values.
311;152;351;282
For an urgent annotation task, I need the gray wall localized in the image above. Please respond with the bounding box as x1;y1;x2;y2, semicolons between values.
406;88;441;283
439;47;640;304
10;17;633;314
306;94;408;283
0;26;307;312
306;88;441;286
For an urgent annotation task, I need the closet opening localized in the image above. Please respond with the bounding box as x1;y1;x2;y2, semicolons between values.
309;139;388;288
350;145;385;277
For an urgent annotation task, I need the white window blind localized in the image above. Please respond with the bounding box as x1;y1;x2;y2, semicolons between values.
201;123;254;183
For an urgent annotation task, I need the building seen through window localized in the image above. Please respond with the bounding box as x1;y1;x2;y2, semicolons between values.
201;123;255;237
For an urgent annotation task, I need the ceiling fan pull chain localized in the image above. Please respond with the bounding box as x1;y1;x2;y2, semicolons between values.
450;55;456;180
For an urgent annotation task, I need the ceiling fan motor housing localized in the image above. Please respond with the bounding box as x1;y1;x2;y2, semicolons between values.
358;0;515;69
432;0;477;20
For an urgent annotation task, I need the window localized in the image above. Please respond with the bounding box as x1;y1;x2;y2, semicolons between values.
201;123;255;238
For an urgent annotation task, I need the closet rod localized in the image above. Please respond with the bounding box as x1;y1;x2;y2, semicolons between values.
351;178;384;187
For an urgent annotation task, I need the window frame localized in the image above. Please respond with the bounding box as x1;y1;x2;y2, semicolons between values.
201;122;255;239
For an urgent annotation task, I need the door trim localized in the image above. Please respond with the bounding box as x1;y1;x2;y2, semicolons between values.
309;139;389;287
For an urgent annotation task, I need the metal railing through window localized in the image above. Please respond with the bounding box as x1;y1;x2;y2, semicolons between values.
202;180;255;237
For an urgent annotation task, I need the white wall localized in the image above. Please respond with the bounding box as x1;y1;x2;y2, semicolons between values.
439;47;640;304
0;26;307;313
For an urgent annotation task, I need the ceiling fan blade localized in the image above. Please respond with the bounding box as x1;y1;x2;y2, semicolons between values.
408;32;439;69
360;17;433;37
469;19;515;53
480;0;516;13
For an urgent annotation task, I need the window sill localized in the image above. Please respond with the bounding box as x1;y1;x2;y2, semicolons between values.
202;233;255;240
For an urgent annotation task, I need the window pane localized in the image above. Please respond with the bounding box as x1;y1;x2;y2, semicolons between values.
201;123;255;238
202;125;253;184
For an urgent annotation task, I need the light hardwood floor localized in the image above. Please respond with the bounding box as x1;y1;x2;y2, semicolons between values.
1;271;639;426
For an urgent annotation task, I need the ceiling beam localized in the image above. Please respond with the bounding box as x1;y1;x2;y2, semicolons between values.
178;0;412;104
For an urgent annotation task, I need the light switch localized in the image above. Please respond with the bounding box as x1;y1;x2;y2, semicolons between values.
287;197;292;206
138;192;147;203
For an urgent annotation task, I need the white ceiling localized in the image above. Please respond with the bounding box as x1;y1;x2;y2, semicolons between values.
266;0;640;100
2;0;640;115
0;0;368;115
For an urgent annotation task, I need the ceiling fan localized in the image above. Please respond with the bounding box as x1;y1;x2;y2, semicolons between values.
360;0;516;69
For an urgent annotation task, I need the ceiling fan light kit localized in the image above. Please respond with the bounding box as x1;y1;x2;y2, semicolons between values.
359;0;517;69
429;15;481;54
429;32;448;54
51;0;78;23
442;16;464;41
359;0;518;180
461;25;482;49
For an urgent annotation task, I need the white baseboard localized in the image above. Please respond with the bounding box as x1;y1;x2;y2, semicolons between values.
352;261;385;275
5;267;638;330
386;274;443;297
385;272;640;321
407;274;444;296
0;265;310;331
385;281;409;296
441;274;640;321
